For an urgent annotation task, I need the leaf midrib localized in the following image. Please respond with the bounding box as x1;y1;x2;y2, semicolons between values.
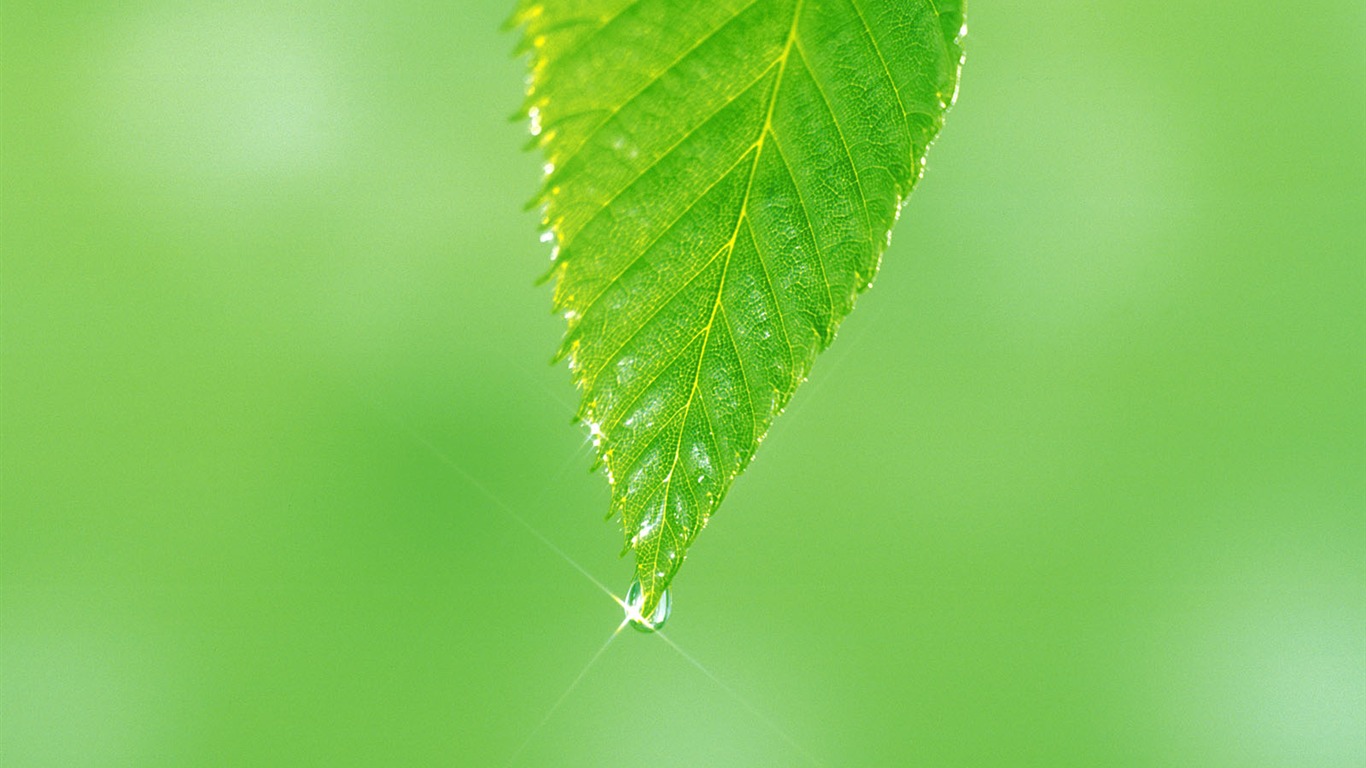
644;0;806;586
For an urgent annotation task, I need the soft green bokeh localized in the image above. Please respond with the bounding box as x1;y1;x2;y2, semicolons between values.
2;2;1362;766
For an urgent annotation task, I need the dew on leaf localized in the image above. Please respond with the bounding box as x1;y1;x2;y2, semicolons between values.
624;578;671;633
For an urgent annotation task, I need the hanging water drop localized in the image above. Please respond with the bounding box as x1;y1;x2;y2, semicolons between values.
623;578;671;632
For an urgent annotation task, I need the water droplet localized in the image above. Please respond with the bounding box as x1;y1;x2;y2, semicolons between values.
624;578;671;632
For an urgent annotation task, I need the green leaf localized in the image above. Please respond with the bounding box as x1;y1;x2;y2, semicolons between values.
513;0;965;618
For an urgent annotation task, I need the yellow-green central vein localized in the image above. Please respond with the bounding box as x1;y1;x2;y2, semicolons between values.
645;0;806;588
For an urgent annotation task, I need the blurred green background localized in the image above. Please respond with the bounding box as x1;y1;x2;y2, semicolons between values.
3;1;1363;766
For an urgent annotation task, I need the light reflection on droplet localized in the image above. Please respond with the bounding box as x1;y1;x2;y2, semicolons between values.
623;578;671;632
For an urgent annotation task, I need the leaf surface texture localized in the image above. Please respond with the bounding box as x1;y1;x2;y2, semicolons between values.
514;0;965;615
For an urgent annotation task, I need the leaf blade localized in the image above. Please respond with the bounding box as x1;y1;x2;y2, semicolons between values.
516;0;965;615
